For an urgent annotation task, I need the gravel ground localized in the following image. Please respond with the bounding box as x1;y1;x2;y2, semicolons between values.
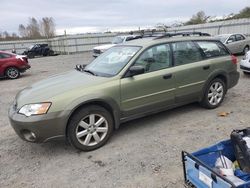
0;53;249;188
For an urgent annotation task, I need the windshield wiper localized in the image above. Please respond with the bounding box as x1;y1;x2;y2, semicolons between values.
83;69;97;76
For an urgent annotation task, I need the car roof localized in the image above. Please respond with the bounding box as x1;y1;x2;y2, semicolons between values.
121;36;218;48
0;50;15;55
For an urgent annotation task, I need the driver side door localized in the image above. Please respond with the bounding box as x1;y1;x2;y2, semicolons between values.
120;43;176;118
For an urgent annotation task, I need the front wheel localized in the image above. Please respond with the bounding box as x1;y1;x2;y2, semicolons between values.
5;67;20;79
200;78;226;109
67;105;114;151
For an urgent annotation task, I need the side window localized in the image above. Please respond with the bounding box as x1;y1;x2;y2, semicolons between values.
134;44;171;73
172;41;203;66
125;37;133;41
0;53;11;59
236;34;245;41
227;35;236;43
196;41;228;58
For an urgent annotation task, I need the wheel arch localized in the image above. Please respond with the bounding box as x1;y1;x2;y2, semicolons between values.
4;65;20;76
65;99;121;137
200;71;228;101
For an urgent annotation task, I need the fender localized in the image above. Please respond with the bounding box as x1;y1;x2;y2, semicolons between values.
61;94;121;130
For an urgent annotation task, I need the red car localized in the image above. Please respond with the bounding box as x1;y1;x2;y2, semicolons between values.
0;51;30;79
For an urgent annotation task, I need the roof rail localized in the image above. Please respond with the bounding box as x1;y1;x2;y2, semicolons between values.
153;32;211;40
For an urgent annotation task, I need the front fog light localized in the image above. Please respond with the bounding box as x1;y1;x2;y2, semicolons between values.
18;102;51;117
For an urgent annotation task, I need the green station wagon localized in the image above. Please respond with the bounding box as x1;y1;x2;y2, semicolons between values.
9;33;239;151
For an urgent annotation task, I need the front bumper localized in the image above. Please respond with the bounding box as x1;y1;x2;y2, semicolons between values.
8;104;68;143
19;64;31;72
240;59;250;72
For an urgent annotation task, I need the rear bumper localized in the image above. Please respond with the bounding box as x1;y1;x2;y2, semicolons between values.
228;71;240;89
19;64;31;72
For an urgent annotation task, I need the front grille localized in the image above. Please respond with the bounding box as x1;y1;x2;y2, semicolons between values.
93;49;101;54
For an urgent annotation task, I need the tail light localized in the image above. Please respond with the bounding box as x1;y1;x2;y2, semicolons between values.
16;55;28;63
231;55;237;64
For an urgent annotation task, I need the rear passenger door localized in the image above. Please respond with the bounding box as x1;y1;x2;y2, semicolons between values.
172;41;213;103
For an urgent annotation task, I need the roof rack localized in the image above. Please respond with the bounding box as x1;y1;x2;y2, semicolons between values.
153;32;211;40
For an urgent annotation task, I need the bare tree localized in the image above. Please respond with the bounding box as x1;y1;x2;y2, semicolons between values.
40;17;55;38
3;31;10;38
18;24;27;37
26;17;41;38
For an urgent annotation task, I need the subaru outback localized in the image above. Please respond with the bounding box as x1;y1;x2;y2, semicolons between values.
9;33;239;151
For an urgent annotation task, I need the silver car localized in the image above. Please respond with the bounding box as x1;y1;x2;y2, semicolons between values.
215;34;250;54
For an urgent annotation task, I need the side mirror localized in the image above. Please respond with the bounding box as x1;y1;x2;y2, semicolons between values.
128;65;145;76
227;39;233;44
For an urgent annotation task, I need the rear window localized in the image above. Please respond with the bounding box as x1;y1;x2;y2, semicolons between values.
196;41;229;58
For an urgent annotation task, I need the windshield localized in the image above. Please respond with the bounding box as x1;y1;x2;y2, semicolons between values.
215;35;229;43
84;46;141;77
112;36;125;44
28;45;35;50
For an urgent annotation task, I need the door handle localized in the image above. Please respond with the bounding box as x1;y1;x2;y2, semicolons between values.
163;74;172;79
203;65;210;70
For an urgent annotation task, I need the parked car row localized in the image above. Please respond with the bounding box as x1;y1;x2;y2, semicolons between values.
93;33;250;58
22;44;54;58
0;43;56;79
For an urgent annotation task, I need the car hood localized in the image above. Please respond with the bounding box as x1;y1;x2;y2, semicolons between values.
16;70;110;107
93;44;116;51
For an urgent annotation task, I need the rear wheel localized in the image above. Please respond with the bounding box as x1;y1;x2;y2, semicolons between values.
200;78;226;109
5;67;20;79
67;105;114;151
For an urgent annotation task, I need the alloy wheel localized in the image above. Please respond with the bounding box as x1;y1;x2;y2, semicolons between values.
75;114;108;146
207;82;224;106
6;67;19;79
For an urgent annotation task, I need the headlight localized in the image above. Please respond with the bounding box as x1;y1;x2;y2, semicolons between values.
18;102;51;117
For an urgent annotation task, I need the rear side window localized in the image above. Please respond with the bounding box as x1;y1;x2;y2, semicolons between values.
196;41;229;58
0;53;12;59
236;34;245;41
172;41;203;66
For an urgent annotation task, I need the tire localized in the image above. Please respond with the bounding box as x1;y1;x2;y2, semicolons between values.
200;78;226;109
243;46;249;55
67;105;114;151
243;71;250;75
5;67;20;79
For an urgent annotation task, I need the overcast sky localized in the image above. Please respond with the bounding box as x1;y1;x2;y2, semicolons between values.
1;0;249;35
